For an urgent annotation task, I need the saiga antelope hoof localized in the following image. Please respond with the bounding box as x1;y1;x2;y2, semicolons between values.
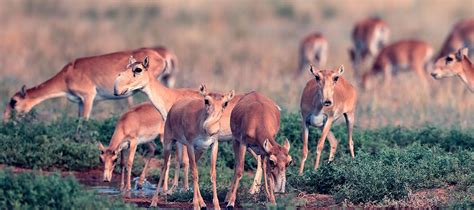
150;195;160;207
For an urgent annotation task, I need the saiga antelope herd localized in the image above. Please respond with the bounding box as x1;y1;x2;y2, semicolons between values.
3;17;474;209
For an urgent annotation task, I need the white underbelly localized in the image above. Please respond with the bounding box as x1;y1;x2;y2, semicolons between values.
193;136;217;150
96;88;134;100
308;112;327;127
137;134;159;145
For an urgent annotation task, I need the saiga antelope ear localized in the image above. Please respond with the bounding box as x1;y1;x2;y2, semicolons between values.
283;138;290;152
263;138;273;153
143;56;150;69
98;142;106;152
456;47;469;61
20;85;27;98
199;84;208;96
309;64;316;76
128;56;137;67
337;65;345;76
225;90;235;102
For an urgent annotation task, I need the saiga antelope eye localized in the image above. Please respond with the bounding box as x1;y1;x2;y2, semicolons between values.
269;159;277;167
333;76;339;82
134;68;142;73
445;56;454;64
315;75;321;81
204;99;210;106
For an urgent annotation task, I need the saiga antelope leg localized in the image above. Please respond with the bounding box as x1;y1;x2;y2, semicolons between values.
344;112;355;158
120;150;126;191
150;141;172;207
138;142;156;189
186;145;206;209
125;139;138;191
192;149;205;206
383;65;392;90
248;149;262;194
169;143;183;193
225;140;247;207
299;118;310;175
263;156;276;204
315;116;334;170
210;141;221;210
126;97;134;108
415;64;430;91
327;131;338;162
225;140;240;203
182;145;189;191
81;94;95;120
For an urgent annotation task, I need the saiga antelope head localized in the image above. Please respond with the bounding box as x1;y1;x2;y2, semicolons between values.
431;47;469;79
114;56;155;96
310;65;345;108
98;143;120;183
263;138;292;193
200;84;235;136
3;85;30;123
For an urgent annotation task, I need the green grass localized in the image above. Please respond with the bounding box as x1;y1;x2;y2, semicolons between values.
1;112;473;206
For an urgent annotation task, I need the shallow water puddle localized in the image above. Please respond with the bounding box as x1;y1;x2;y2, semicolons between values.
83;177;157;199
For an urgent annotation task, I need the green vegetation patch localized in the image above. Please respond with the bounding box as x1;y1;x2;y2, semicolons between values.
0;169;133;209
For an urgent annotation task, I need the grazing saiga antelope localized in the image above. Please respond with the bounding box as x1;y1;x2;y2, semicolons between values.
431;48;474;92
361;40;434;90
349;17;390;78
114;56;265;194
3;48;168;122
435;18;474;60
154;46;179;88
98;102;189;192
225;92;292;207
151;85;235;209
299;65;357;175
296;32;328;77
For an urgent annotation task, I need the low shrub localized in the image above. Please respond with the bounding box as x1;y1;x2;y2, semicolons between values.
287;144;474;204
0;169;133;209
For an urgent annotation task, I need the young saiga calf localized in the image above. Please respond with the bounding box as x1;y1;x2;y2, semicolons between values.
151;85;235;210
299;65;357;175
431;48;474;92
99;103;189;192
226;92;292;207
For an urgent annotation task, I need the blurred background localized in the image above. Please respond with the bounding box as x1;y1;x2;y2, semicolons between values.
0;0;473;128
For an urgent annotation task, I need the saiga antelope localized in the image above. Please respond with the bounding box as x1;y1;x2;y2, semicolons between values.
225;91;292;207
349;17;390;79
98;102;189;192
114;56;265;194
435;18;474;60
361;40;434;90
154;46;179;88
299;65;357;175
296;32;328;77
151;85;235;209
431;47;474;92
3;47;169;122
